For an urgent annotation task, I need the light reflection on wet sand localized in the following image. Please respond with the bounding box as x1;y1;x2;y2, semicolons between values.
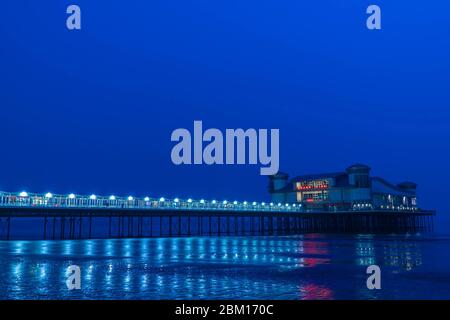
1;234;449;300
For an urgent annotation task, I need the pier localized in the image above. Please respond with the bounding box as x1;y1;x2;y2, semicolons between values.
0;191;435;240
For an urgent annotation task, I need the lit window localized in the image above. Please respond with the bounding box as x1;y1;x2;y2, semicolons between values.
296;179;330;191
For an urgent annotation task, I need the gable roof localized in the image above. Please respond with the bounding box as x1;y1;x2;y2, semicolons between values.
371;177;416;195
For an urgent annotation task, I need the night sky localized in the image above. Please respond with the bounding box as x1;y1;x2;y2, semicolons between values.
1;1;449;231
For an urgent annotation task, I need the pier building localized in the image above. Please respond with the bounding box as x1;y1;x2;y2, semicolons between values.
269;164;418;211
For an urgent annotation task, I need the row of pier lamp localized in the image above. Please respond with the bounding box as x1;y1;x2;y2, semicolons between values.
4;191;303;211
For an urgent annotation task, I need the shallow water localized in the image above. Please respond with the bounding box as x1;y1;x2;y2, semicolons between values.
1;234;450;299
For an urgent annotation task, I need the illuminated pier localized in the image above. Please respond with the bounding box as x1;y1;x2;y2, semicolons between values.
0;191;435;240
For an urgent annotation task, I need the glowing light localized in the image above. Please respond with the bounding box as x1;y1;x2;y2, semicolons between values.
285;203;289;207
68;193;75;199
252;202;257;206
144;197;150;201
127;196;134;201
278;203;282;207
187;199;193;203
233;201;238;205
212;200;217;204
45;192;53;198
19;191;28;197
270;203;274;206
89;194;96;200
243;201;248;205
159;197;165;202
174;198;179;203
223;200;228;205
262;202;266;206
200;199;205;204
109;195;116;200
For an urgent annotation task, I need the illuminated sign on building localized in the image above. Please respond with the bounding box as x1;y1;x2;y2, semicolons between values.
296;179;330;191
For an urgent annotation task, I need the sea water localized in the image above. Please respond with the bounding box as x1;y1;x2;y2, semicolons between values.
1;234;450;299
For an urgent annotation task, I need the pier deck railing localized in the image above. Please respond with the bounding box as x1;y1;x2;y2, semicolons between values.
0;191;425;214
0;191;435;240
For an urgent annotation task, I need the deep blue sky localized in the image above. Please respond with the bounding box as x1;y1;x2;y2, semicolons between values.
1;1;449;231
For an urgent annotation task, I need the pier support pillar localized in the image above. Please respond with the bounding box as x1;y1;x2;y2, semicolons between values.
79;216;82;239
108;215;112;238
150;216;153;237
61;217;66;240
7;217;11;240
88;214;92;239
43;216;47;240
209;216;212;236
52;217;56;240
187;215;191;236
